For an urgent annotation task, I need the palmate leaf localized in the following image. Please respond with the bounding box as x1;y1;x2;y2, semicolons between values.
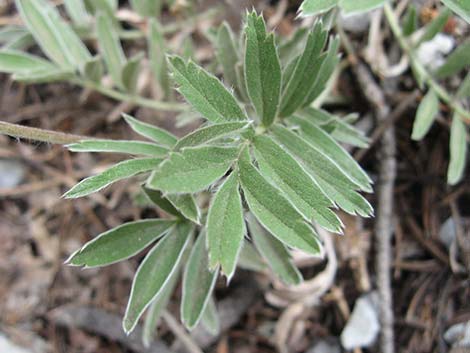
244;11;281;127
280;23;327;118
253;135;342;233
169;55;247;123
67;140;168;157
174;122;251;151
247;213;302;286
411;89;439;141
146;146;239;193
271;125;373;217
64;158;160;198
238;148;321;255
207;172;245;279
123;114;177;148
123;222;192;334
181;231;219;330
66;219;175;267
289;115;372;190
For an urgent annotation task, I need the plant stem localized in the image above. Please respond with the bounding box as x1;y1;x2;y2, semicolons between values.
383;3;470;123
73;78;187;112
0;121;91;144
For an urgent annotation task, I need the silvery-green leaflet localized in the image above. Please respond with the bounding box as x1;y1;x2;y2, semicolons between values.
0;2;373;342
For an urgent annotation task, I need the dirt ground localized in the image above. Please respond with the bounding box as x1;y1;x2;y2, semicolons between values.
0;0;469;352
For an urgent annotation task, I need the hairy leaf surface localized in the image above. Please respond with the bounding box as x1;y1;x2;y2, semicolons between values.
67;219;175;267
207;172;245;279
238;149;321;255
123;222;192;334
147;146;239;193
181;232;219;330
64;158;160;198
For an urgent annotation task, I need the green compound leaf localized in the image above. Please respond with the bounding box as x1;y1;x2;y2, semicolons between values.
0;49;55;74
64;0;91;27
123;114;177;148
200;296;220;335
244;11;281;127
339;0;387;14
289;115;372;191
123;222;192;334
435;40;470;79
271;125;373;217
253;135;342;233
247;213;303;286
280;23;327;118
417;8;451;45
448;114;468;185
131;0;162;17
142;187;200;224
64;158;160;198
411;89;439;141
302;37;340;107
84;55;104;83
15;0;74;68
238;148;321;255
174;122;251;151
299;0;338;17
237;240;267;271
441;0;470;24
122;52;144;94
67;140;168;157
66;219;175;268
216;22;240;97
147;146;239;193
169;55;247;123
207;172;245;279
181;231;219;330
96;11;126;88
142;261;180;348
148;19;171;98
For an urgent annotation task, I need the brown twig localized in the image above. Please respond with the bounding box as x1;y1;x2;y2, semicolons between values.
0;121;92;145
337;23;396;353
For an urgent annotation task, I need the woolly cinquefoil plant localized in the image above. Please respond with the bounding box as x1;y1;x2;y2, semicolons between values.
0;2;373;343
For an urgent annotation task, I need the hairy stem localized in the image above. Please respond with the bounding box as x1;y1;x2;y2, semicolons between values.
0;121;91;144
74;78;187;112
383;3;470;123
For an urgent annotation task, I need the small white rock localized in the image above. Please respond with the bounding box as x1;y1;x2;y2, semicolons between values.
0;335;32;353
307;337;341;353
340;292;380;350
0;159;25;188
416;33;455;70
